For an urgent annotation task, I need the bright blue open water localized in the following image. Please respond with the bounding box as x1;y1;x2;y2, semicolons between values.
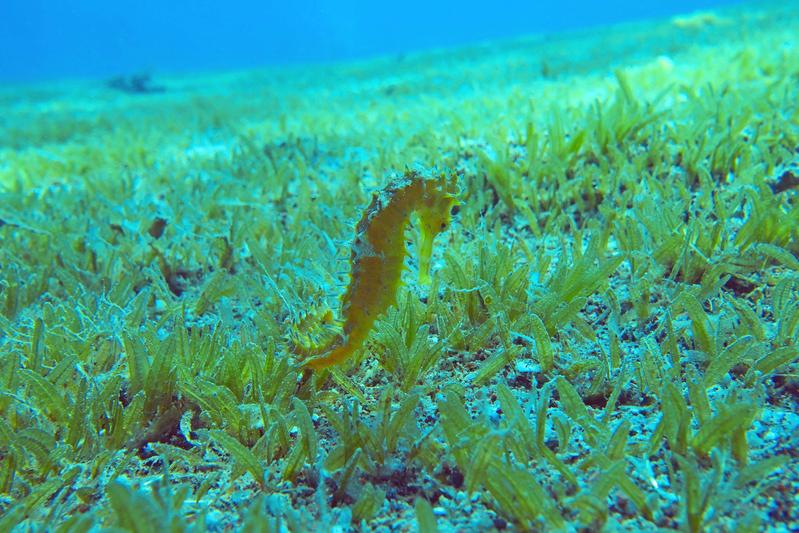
1;0;743;81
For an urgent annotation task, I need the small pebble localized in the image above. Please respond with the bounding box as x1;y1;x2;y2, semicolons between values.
433;507;447;516
515;359;540;373
204;509;224;530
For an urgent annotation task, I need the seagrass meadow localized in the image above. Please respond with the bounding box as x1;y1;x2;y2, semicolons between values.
2;1;799;531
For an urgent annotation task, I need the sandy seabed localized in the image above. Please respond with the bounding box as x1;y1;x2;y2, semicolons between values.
1;1;799;531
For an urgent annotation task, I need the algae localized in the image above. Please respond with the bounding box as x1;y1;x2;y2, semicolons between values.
1;1;799;531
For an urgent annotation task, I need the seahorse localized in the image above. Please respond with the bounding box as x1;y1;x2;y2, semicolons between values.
301;169;458;370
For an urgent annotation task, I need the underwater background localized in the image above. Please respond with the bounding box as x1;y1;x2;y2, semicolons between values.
2;0;799;531
4;0;742;81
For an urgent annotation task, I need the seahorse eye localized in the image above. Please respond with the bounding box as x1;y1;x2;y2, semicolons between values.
450;205;460;216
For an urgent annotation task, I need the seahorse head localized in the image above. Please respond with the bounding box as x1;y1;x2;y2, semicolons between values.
416;171;459;284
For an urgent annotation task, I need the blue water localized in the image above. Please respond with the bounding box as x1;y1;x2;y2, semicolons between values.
1;0;742;82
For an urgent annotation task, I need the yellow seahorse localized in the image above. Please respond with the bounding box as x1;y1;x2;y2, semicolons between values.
302;169;458;370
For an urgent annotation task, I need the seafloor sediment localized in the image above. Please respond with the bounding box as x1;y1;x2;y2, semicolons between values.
1;1;798;531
